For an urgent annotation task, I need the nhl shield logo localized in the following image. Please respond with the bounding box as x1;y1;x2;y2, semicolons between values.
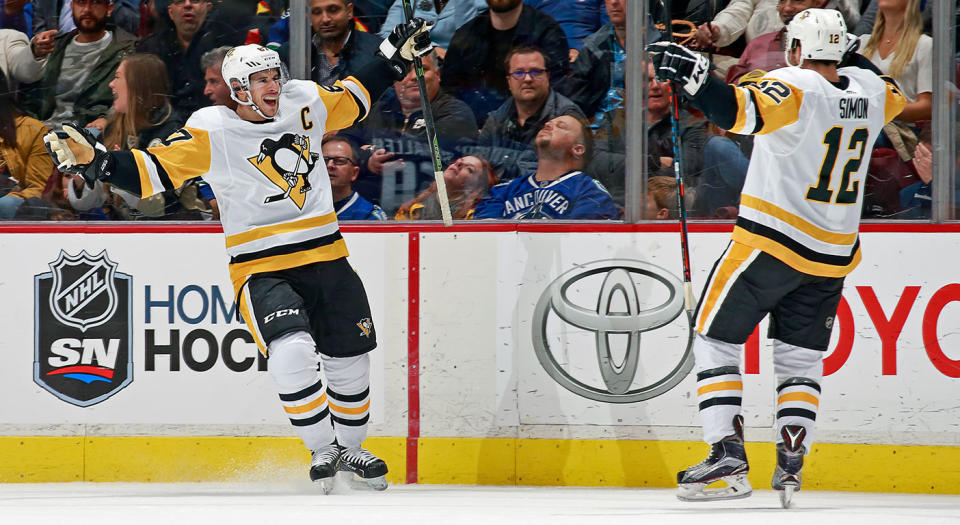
34;250;133;407
48;250;118;331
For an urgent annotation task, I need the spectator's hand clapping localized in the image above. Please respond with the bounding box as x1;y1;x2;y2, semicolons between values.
31;30;58;58
913;142;932;184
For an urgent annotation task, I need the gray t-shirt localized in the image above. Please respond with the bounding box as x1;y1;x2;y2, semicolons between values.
46;31;113;128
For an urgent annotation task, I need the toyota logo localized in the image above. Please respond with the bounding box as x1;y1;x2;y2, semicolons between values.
532;259;694;403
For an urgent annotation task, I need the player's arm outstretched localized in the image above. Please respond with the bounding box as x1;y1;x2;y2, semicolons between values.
43;19;435;197
44;122;209;199
647;42;803;137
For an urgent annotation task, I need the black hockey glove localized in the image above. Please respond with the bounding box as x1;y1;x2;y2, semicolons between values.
43;122;114;188
841;34;860;63
378;17;434;80
647;41;711;100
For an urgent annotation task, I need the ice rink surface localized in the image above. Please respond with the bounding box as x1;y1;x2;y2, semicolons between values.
2;477;959;525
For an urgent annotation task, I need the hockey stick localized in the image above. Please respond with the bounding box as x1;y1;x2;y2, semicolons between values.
399;0;453;226
660;0;696;315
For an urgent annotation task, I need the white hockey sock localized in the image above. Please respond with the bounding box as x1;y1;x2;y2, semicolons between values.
773;340;823;454
268;331;335;451
693;332;744;444
322;353;371;449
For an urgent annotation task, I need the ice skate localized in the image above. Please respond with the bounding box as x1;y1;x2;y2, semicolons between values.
309;443;341;494
338;445;388;491
677;415;752;502
772;425;806;508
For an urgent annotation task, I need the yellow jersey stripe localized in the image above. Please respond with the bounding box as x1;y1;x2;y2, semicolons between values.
284;393;329;414
132;150;157;197
328;399;371;416
697;381;744;395
740;194;858;245
747;79;803;135
228;239;350;285
696;243;755;333
145;127;212;187
881;76;907;124
224;211;339;249
318;80;365;131
732;228;862;278
778;392;820;407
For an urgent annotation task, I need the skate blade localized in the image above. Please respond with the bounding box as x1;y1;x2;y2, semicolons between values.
313;476;336;495
677;474;753;502
778;484;798;508
344;472;388;491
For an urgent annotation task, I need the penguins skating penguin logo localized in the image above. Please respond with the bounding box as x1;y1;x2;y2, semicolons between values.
248;133;320;209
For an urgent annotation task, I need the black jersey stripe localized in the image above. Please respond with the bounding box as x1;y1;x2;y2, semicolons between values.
230;231;344;264
145;150;176;192
748;89;763;134
345;88;368;127
735;217;859;267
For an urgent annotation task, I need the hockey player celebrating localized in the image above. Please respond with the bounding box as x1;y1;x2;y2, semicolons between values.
43;22;434;493
648;9;905;507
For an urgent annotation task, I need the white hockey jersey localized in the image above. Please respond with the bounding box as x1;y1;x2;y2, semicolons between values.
725;66;906;277
124;78;372;292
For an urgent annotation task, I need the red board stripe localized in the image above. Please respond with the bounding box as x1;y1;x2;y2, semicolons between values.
406;232;420;484
4;222;960;234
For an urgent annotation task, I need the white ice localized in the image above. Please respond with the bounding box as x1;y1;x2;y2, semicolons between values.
2;476;959;525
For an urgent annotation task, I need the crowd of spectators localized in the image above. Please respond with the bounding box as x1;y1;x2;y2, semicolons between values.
0;0;949;222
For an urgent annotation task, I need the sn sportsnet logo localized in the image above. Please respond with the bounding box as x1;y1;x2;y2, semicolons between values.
34;250;133;407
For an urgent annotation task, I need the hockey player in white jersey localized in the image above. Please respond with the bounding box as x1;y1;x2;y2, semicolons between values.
43;21;435;493
648;9;906;507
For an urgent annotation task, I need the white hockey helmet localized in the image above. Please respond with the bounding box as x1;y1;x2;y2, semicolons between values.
784;8;847;66
221;44;288;118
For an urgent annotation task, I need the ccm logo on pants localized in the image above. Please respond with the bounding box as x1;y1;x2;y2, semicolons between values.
264;309;300;323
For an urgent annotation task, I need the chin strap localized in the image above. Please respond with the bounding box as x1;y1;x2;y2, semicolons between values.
235;88;276;120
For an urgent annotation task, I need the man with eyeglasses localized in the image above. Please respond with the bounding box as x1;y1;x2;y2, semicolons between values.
478;45;584;181
440;0;568;123
137;0;241;115
19;0;135;131
323;135;387;221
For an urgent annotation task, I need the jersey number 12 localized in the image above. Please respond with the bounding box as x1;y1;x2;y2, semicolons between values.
806;126;869;205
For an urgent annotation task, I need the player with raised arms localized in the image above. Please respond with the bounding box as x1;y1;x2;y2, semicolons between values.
43;21;434;493
648;9;906;507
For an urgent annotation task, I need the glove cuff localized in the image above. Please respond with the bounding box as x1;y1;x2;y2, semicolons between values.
82;149;116;186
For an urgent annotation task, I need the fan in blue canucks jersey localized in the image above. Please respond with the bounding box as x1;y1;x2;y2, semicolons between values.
474;115;618;220
325;136;388;221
